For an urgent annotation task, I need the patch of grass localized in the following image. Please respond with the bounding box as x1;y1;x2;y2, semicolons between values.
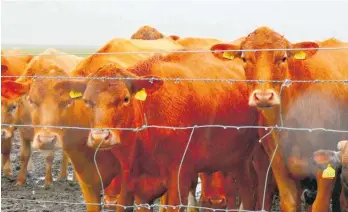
2;47;99;57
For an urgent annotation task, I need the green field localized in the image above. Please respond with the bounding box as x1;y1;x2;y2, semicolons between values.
2;45;99;57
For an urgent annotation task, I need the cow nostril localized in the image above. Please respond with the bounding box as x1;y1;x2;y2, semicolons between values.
209;197;226;205
91;130;111;140
268;92;274;100
254;92;260;101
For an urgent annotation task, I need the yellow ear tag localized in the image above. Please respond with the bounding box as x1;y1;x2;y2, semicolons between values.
69;90;82;99
134;88;147;101
222;52;235;60
322;164;335;179
294;51;306;60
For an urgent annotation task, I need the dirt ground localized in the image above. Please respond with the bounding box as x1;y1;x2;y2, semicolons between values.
1;130;319;212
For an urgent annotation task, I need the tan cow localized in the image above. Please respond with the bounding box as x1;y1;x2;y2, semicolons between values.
210;26;348;212
1;48;82;186
1;49;33;177
2;38;187;211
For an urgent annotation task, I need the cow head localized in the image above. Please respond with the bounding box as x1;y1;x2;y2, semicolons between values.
68;63;163;149
210;26;319;109
312;140;348;196
1;66;86;151
1;95;20;141
199;172;228;209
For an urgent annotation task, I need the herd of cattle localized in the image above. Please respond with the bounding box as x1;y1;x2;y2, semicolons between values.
1;25;348;212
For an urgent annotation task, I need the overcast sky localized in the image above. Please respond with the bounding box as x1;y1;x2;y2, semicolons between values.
2;0;348;47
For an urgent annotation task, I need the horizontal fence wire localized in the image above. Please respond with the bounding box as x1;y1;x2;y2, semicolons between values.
2;46;348;212
1;197;272;212
2;123;348;134
2;46;348;57
1;75;348;85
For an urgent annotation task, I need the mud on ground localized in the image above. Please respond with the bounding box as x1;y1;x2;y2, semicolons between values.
1;130;318;211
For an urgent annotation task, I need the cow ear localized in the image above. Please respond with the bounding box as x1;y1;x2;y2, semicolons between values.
337;140;348;151
1;80;31;99
54;79;88;99
312;149;341;169
290;42;319;60
168;35;180;41
210;43;241;61
1;64;8;73
131;75;163;100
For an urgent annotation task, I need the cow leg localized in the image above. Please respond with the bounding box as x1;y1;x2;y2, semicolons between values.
116;170;135;212
44;151;54;186
311;171;337;212
104;175;122;209
159;192;168;212
76;174;102;212
236;161;257;210
16;138;31;185
261;136;301;212
1;137;12;177
132;175;168;212
57;151;69;181
252;146;277;211
340;190;347;211
226;176;239;210
187;177;199;212
166;167;193;212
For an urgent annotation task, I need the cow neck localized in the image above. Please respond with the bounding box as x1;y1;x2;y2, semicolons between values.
134;100;151;143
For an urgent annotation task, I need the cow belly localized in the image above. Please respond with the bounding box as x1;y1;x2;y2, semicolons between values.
280;90;348;177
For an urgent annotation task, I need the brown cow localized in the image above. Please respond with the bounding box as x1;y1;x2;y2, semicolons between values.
210;26;348;211
177;36;277;211
1;48;82;186
1;39;187;211
199;171;240;210
312;140;348;211
65;44;264;212
131;25;165;40
1;49;33;177
1;49;33;82
2;64;122;212
130;25;181;42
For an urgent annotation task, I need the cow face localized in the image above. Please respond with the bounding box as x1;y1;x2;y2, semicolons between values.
1;96;19;141
72;64;163;150
210;26;319;109
1;67;85;151
313;140;348;197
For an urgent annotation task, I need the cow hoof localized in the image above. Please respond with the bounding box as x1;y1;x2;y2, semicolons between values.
104;194;118;209
57;176;68;182
44;184;53;190
301;189;317;205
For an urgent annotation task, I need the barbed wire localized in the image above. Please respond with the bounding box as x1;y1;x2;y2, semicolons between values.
1;197;273;212
1;46;348;57
2;123;348;134
2;47;347;212
1;75;348;85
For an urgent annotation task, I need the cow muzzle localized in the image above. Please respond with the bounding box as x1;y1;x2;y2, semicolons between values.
33;132;58;150
1;129;12;140
207;196;227;208
88;129;119;149
248;89;280;108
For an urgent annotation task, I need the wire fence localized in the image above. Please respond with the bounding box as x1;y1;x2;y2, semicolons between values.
1;48;348;212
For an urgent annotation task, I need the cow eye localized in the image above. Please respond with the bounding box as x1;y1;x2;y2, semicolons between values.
8;105;17;112
84;99;94;108
282;57;287;62
61;99;72;108
241;57;247;63
123;97;130;103
26;96;36;106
